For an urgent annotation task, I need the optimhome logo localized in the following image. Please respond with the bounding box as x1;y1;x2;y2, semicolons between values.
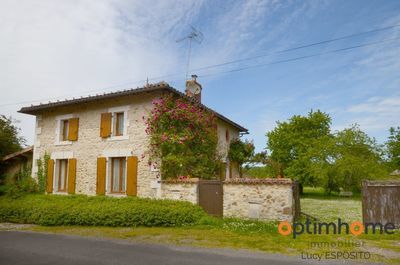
278;218;396;238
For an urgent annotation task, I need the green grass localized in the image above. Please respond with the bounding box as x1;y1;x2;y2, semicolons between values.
300;186;362;223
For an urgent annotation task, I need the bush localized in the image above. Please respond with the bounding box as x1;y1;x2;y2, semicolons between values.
2;168;38;198
0;194;206;227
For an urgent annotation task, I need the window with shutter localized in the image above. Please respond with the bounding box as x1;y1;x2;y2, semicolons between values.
47;159;54;193
96;157;107;195
67;118;79;141
100;113;112;138
126;156;138;196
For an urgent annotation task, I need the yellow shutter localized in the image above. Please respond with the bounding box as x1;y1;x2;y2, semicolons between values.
68;158;77;194
100;113;112;138
96;157;106;195
67;118;79;141
47;159;54;193
126;156;138;196
220;162;226;180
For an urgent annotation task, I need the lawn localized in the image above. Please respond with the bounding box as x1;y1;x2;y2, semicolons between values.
300;187;362;222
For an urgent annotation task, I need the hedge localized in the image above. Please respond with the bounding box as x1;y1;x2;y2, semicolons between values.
0;195;206;227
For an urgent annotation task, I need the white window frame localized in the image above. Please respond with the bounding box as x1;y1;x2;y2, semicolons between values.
107;106;129;141
103;149;132;196
106;156;128;197
55;114;74;146
51;151;74;195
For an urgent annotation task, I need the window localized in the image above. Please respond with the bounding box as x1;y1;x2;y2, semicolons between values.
57;159;68;192
61;119;69;141
111;157;126;193
225;129;230;143
114;112;124;136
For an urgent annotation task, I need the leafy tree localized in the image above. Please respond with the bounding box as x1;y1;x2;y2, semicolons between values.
386;127;400;169
0;115;25;160
266;110;387;193
266;110;333;185
228;139;255;177
320;125;387;193
0;115;26;183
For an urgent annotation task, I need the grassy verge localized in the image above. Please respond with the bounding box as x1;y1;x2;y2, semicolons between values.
19;221;399;264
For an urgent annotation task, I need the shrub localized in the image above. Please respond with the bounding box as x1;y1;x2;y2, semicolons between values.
0;195;206;227
2;168;38;198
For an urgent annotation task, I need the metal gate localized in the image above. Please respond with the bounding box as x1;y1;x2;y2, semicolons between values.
362;180;400;226
198;180;223;217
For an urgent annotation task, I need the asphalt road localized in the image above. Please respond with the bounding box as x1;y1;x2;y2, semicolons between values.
0;231;315;265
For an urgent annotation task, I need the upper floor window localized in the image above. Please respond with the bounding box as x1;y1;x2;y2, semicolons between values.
61;120;69;141
55;114;79;145
225;129;230;143
114;112;124;136
100;106;129;140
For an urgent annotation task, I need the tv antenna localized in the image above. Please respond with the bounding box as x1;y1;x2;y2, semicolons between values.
176;26;204;79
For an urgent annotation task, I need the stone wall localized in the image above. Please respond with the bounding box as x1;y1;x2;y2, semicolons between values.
160;180;198;204
223;178;294;221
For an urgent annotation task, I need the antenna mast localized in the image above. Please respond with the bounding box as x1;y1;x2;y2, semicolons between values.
176;26;203;79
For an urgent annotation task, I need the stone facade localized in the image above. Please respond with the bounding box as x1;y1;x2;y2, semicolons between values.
30;90;241;198
216;120;240;179
223;179;294;221
160;180;198;204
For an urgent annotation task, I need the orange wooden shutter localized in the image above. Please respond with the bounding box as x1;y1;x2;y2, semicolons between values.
47;159;54;193
100;113;112;138
126;156;138;196
67;158;77;194
96;157;106;195
68;118;79;141
220;162;226;180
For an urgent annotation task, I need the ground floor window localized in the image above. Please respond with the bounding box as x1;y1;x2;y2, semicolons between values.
56;159;68;192
111;157;126;193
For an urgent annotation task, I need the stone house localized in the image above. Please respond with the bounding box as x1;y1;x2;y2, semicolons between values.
19;77;247;197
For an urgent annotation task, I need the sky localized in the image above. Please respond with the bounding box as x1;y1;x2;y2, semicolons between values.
1;0;399;152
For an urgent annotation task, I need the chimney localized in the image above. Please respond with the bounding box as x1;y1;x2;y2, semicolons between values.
185;74;202;102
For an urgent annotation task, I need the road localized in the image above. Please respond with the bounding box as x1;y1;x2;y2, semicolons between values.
0;231;315;265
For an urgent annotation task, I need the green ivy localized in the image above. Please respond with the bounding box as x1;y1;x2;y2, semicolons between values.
36;153;49;193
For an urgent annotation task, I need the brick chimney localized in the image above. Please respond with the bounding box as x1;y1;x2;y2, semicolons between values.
185;74;202;102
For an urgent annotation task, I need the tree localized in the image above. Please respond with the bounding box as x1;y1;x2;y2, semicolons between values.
228;139;255;177
266;110;333;186
322;125;387;193
0;115;25;160
386;127;400;169
265;110;387;193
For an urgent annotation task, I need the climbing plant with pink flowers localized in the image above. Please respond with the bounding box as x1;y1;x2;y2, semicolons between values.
145;94;220;179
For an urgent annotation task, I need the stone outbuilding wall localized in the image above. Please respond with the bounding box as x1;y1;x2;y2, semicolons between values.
223;178;295;221
159;178;297;222
160;180;198;204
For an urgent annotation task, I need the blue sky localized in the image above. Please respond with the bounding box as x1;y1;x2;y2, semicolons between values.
1;0;399;152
